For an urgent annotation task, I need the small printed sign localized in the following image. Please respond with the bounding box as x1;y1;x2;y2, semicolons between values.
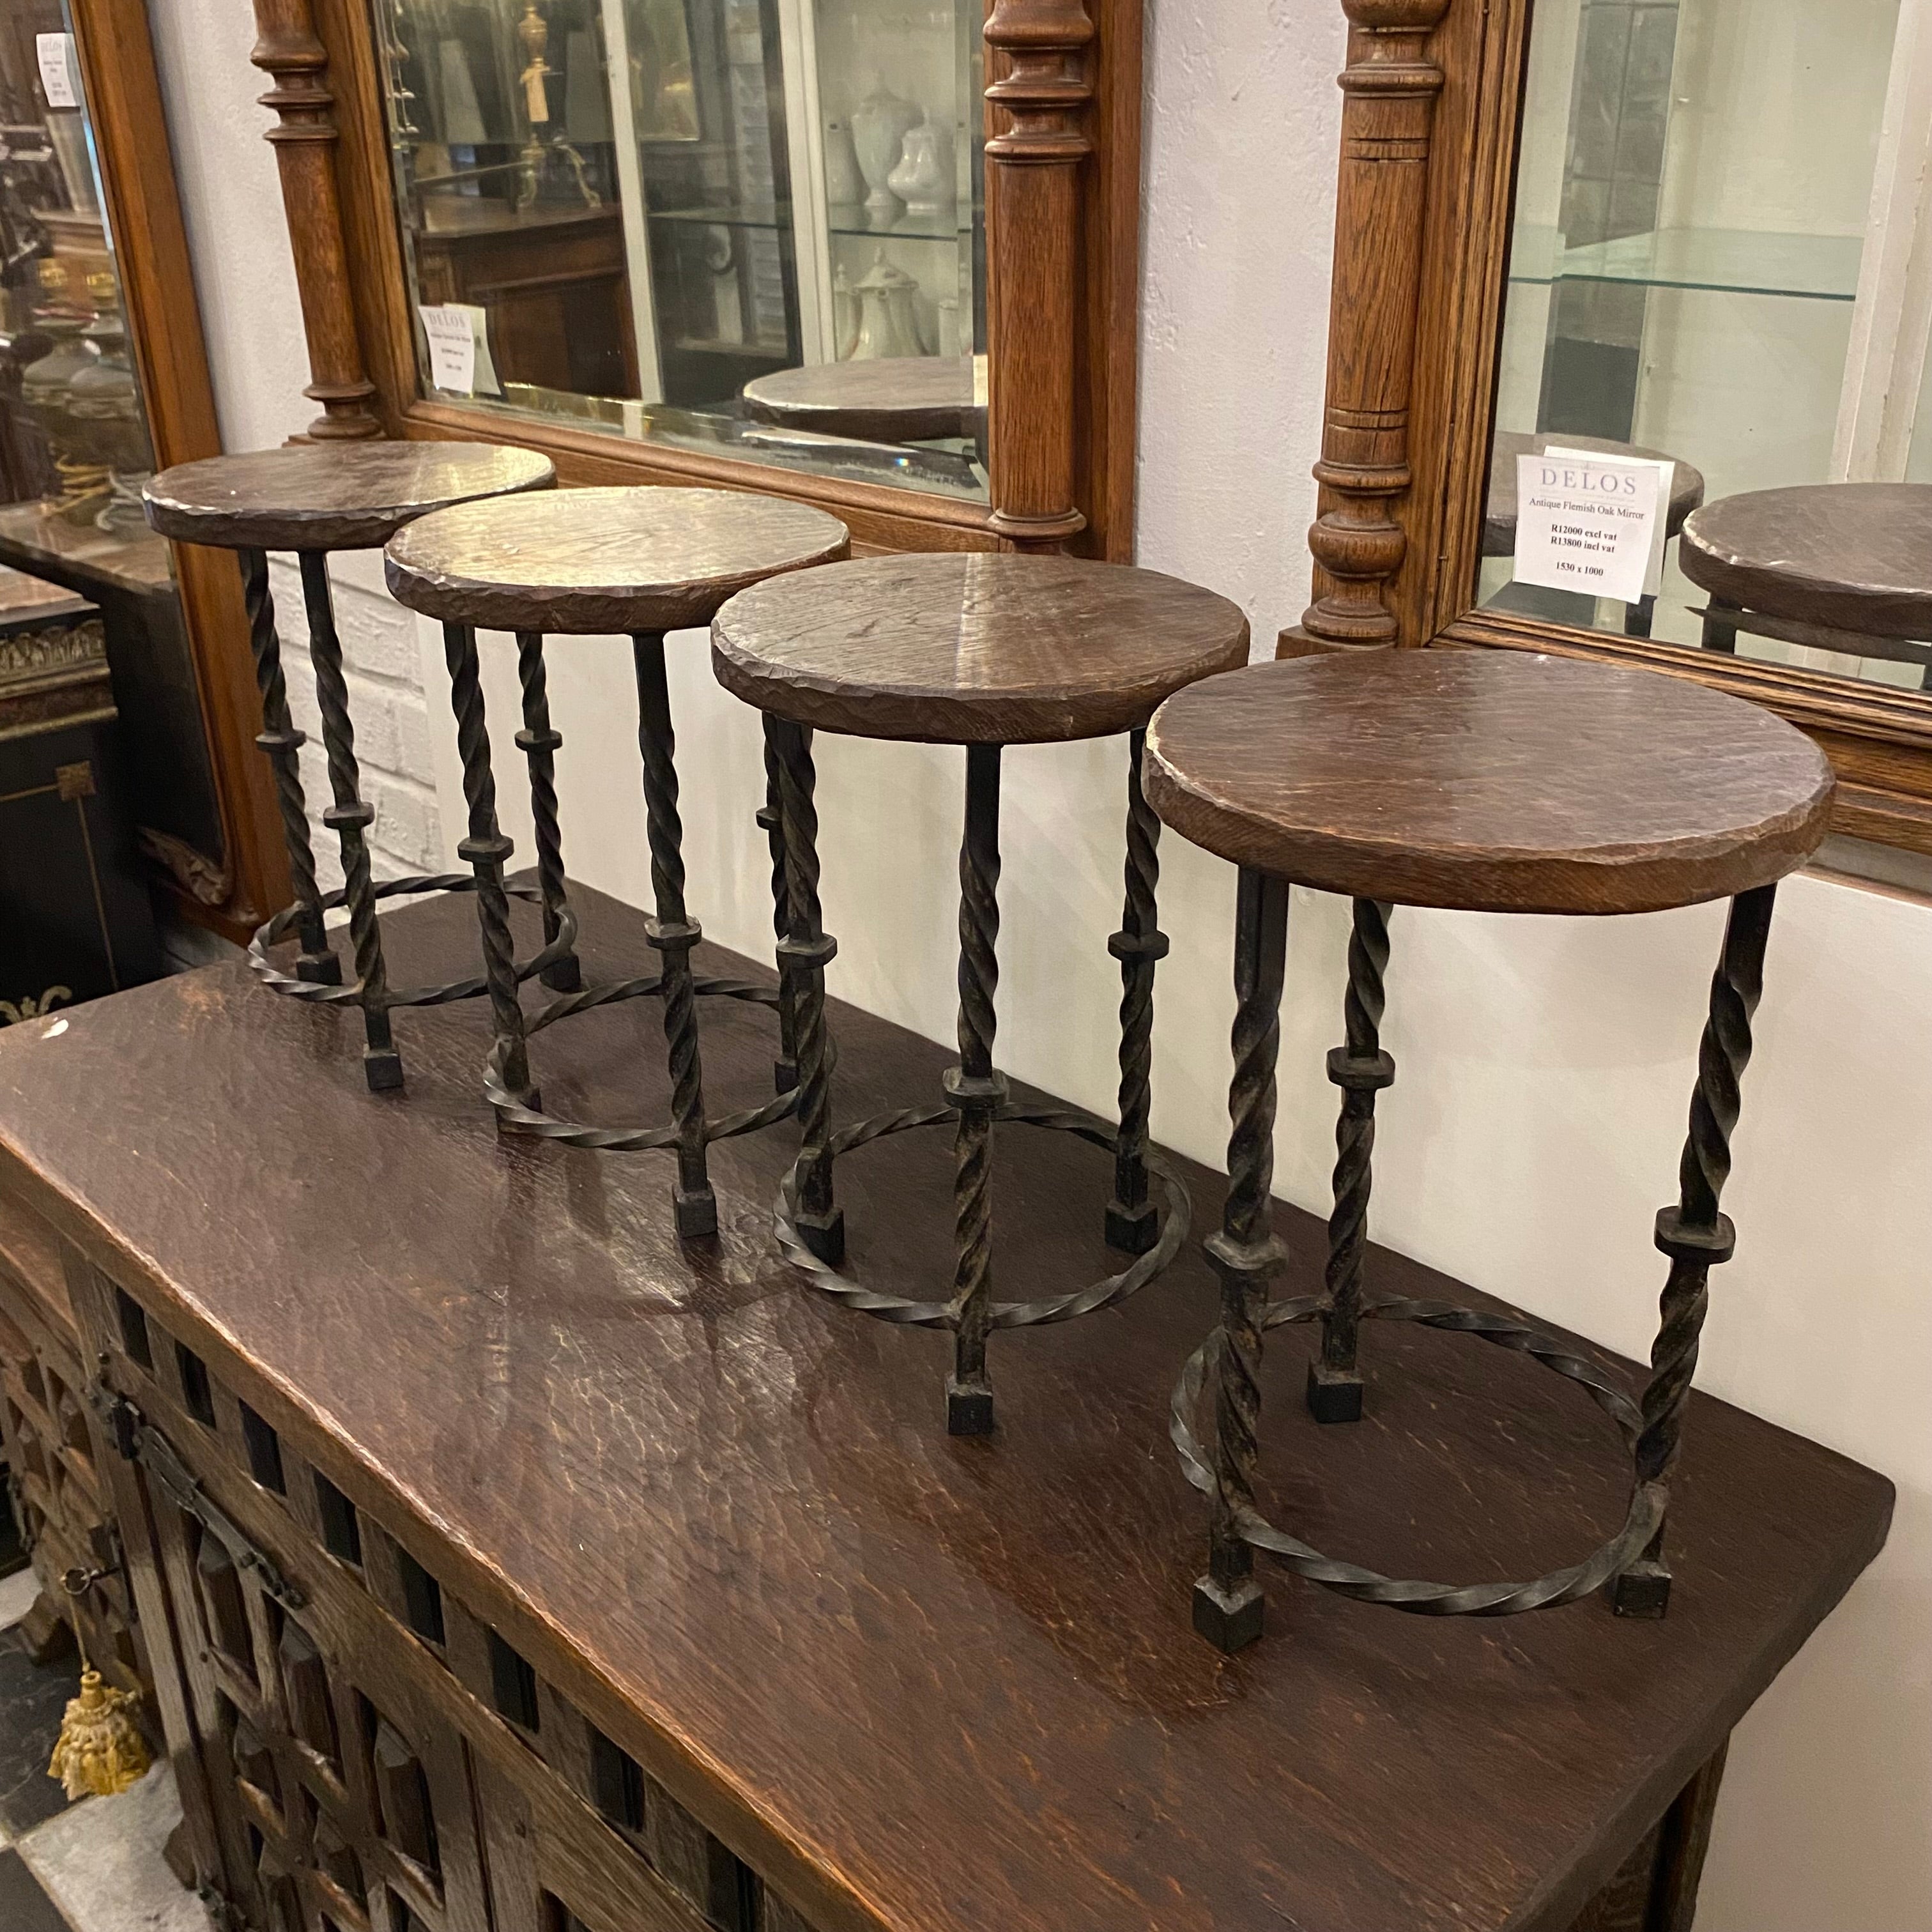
1512;450;1664;606
418;303;476;396
36;33;79;110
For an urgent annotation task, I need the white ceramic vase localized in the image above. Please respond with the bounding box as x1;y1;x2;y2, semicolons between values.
886;115;954;218
832;263;860;360
850;80;921;215
822;119;866;207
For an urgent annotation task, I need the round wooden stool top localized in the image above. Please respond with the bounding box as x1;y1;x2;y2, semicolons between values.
742;356;984;442
383;487;851;634
710;553;1251;744
143;442;556;553
1144;652;1834;915
1485;431;1705;558
1678;482;1932;640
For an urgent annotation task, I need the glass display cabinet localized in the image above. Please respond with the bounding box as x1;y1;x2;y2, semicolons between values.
0;0;282;942
1290;0;1932;855
253;0;1140;558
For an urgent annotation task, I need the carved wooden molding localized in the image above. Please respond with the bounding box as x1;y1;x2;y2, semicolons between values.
250;0;382;441
984;0;1096;551
1290;0;1452;653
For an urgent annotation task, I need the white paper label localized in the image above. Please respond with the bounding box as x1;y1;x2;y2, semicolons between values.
1512;451;1662;605
419;303;477;396
1543;445;1675;597
36;33;78;110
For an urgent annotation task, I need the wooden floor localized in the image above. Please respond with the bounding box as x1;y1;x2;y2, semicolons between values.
0;883;1893;1932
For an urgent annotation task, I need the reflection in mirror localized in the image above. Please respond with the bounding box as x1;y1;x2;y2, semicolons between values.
1487;0;1931;688
375;0;988;500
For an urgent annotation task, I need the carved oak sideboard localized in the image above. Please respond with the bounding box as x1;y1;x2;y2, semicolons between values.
0;887;1892;1932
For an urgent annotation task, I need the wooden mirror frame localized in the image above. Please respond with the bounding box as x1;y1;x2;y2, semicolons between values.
1285;0;1932;854
248;0;1142;560
40;0;288;942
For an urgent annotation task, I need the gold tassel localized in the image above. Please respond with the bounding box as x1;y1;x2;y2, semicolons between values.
47;1597;151;1799
49;1669;150;1799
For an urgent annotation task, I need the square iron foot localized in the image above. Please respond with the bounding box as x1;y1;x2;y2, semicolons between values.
541;956;583;993
946;1374;994;1437
773;1056;799;1096
1305;1360;1365;1425
1611;1561;1673;1618
1105;1199;1160;1255
797;1208;845;1266
1192;1575;1264;1652
362;1049;404;1094
296;954;343;986
673;1186;719;1241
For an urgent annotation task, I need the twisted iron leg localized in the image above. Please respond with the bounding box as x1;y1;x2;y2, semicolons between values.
238;549;338;985
445;624;535;1110
632;632;716;1239
770;716;842;1262
1613;884;1777;1618
299;551;401;1091
1194;867;1291;1652
944;744;1007;1436
514;631;580;993
760;728;799;1095
1106;728;1169;1254
1308;898;1395;1425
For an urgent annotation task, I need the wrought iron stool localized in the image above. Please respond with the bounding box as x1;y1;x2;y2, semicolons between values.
1142;650;1834;1652
384;486;850;1238
143;441;556;1091
711;552;1252;1434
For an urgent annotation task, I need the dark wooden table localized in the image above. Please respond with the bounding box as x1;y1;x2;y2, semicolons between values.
1679;482;1932;680
0;887;1891;1932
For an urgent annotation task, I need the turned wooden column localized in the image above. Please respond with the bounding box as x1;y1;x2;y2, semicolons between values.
251;0;383;440
984;0;1094;551
1289;0;1452;655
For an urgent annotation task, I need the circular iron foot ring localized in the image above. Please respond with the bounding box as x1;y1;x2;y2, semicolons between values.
774;1103;1192;1328
483;974;801;1149
1172;1295;1664;1614
250;878;579;1008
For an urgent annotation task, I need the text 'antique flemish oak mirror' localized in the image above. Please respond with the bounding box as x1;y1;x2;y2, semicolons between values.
1293;0;1932;854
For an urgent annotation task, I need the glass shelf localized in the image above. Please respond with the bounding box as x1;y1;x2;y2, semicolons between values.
1508;224;1862;301
651;201;976;243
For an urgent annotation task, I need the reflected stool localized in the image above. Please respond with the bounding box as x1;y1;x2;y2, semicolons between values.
1143;650;1834;1652
385;486;849;1238
1680;484;1932;685
143;441;556;1091
712;553;1251;1433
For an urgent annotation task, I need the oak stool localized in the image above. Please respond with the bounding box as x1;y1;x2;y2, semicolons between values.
385;486;849;1238
1680;482;1932;684
712;552;1250;1432
143;441;556;1091
1143;651;1834;1651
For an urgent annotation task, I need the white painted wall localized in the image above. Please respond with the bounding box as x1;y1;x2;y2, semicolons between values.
151;2;1929;1927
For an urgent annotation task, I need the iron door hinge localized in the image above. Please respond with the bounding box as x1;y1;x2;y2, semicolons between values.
87;1382;307;1612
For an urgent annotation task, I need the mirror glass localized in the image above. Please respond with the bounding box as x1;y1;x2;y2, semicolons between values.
1486;0;1930;689
375;0;988;502
0;0;229;894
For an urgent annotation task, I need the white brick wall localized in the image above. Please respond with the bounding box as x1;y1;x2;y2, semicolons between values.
266;552;444;887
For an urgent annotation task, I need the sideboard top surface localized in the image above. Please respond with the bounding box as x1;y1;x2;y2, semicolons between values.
0;889;1890;1932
